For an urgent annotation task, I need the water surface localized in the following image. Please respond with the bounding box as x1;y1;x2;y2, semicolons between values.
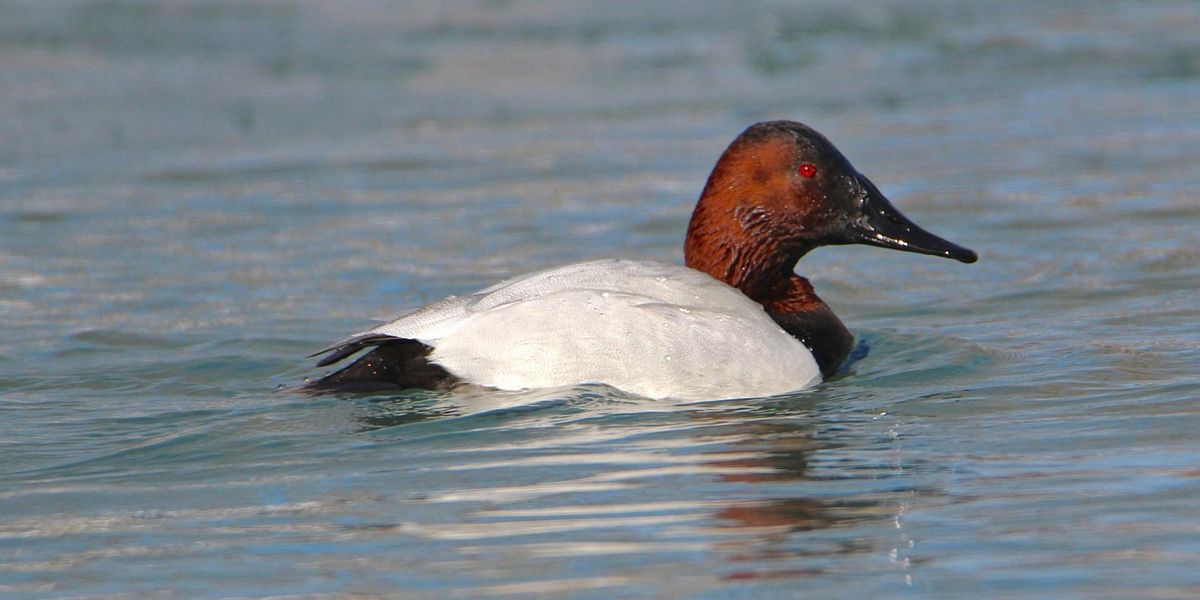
3;1;1199;597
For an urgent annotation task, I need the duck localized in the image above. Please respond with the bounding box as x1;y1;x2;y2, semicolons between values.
308;120;977;401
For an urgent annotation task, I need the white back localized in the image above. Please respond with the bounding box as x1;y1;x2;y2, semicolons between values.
359;259;821;400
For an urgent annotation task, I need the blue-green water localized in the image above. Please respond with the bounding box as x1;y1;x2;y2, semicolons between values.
3;1;1199;597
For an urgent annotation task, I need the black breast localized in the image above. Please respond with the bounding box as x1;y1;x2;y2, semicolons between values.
768;306;855;379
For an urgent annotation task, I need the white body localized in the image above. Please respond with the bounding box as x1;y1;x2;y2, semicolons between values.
336;259;821;401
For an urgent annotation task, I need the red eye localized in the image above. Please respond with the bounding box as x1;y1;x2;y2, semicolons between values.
798;163;817;178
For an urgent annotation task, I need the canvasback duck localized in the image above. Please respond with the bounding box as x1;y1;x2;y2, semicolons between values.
309;121;977;400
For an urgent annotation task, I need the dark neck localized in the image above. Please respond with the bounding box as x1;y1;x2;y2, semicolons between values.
684;213;853;377
761;276;854;378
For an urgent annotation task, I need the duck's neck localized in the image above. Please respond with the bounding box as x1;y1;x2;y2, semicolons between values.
683;202;853;378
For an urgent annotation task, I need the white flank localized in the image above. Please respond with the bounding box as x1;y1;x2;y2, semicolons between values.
337;259;821;401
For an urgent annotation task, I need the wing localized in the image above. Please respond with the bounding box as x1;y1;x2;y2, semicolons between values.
426;287;820;400
310;293;475;367
309;333;401;367
308;259;819;399
313;259;723;366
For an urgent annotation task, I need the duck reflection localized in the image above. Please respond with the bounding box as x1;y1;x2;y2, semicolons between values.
689;413;909;580
343;384;588;431
341;389;913;585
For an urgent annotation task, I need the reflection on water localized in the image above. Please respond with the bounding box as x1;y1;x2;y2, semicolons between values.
332;394;919;594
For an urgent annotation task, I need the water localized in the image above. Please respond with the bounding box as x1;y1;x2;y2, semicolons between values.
3;1;1199;597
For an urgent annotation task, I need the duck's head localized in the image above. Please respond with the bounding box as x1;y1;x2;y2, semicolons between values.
684;120;976;295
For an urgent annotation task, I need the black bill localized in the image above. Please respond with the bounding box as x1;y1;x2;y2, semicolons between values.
845;175;977;264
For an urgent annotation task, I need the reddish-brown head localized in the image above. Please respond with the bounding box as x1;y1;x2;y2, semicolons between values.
684;121;976;306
